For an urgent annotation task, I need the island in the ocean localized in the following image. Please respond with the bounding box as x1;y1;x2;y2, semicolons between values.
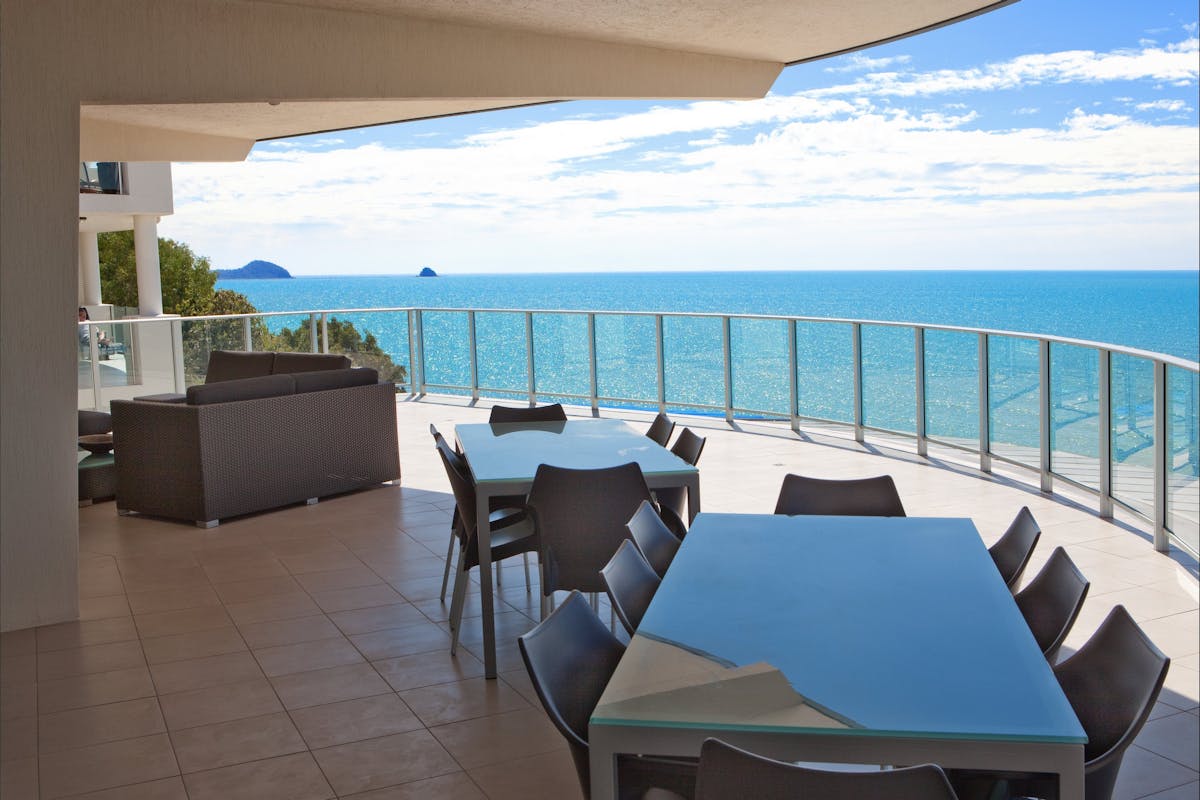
417;267;438;277
216;260;292;279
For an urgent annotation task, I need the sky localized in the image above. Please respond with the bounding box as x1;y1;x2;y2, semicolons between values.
161;0;1200;276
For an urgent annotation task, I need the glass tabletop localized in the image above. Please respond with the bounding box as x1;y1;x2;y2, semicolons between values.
456;418;697;485
593;513;1086;744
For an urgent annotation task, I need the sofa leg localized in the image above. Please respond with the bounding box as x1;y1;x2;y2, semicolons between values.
306;497;319;505
117;508;132;516
196;519;219;529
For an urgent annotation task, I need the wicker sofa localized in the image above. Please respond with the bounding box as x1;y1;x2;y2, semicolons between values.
111;351;400;526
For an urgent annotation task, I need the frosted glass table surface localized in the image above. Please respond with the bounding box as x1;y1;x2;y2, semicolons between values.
593;513;1086;744
455;419;697;484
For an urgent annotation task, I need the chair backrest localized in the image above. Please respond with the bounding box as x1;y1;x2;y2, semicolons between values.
670;427;706;466
1014;546;1089;663
601;539;662;636
1054;605;1169;800
989;506;1041;590
432;435;477;534
518;590;626;799
488;403;568;423
773;473;906;517
695;738;959;800
627;499;681;578
527;462;653;596
646;412;676;447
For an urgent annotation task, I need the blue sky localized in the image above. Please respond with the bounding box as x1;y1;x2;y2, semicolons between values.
164;0;1199;275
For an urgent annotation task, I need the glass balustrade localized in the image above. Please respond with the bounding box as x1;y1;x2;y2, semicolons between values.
79;306;1199;557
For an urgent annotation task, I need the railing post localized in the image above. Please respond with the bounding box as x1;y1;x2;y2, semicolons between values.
415;309;427;395
655;314;666;413
788;319;799;434
308;313;319;353
722;316;733;423
525;311;536;405
915;327;927;457
1098;349;1113;518
467;311;479;402
852;323;864;443
406;310;417;396
243;316;253;352
1040;339;1053;493
1153;360;1168;552
319;313;329;354
171;319;186;395
978;333;991;473
89;326;102;410
588;313;599;417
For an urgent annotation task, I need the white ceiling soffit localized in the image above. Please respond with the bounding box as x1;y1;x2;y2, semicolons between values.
260;0;1017;64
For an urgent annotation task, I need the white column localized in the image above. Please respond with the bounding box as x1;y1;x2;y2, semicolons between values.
78;231;102;306
133;214;163;316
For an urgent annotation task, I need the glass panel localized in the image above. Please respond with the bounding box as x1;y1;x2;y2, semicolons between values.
595;314;656;405
1111;353;1155;517
862;325;915;434
1166;365;1199;554
729;318;788;417
321;310;410;387
1050;343;1100;489
795;321;854;424
476;312;528;395
262;313;316;352
663;315;723;411
988;337;1040;467
180;317;249;385
532;312;589;399
924;330;979;446
421;311;470;390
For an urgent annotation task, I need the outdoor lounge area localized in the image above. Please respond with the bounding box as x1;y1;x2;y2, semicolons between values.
1;396;1196;799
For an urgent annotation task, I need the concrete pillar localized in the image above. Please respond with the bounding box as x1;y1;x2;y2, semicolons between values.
133;214;163;316
79;231;102;306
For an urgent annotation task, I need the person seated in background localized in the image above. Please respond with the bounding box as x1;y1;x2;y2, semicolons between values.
78;307;110;357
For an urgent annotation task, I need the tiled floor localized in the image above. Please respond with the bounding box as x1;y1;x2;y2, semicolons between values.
1;397;1197;799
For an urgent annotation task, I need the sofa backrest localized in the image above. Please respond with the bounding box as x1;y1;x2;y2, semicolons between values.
205;350;276;383
187;373;296;405
291;367;378;393
272;352;351;374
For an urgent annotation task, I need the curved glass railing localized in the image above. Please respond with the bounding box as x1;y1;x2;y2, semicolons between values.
79;308;1199;558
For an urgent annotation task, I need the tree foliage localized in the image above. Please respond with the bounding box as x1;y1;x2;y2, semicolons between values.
98;232;407;387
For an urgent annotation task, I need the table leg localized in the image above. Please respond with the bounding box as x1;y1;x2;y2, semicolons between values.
475;489;497;679
685;475;701;523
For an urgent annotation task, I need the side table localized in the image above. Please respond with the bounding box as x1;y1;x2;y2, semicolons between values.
79;452;116;505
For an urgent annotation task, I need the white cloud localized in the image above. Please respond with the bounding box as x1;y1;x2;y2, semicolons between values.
1135;98;1189;111
824;53;913;73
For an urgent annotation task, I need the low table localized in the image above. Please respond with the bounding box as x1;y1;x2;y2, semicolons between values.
78;452;116;504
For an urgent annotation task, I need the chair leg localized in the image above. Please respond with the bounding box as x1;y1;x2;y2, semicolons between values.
495;558;503;587
522;553;531;593
439;532;457;602
449;562;470;656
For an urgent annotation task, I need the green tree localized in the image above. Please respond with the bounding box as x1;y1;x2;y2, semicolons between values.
98;231;217;316
273;317;407;384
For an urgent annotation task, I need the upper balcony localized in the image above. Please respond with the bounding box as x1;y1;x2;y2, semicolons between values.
78;162;174;231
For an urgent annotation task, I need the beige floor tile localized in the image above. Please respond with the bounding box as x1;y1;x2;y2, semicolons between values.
119;566;210;594
1113;746;1199;800
210;575;303;604
373;649;486;692
133;606;234;639
225;592;324;626
200;558;290;584
290;693;423;749
141;627;248;665
293;565;384;594
312;729;460;796
170;711;306;773
36;616;139;652
466;748;584;800
1141;611;1200;659
340;772;486;800
39;697;165;753
350;619;453;661
310;583;407;613
252;636;364;677
498;668;541;708
159;677;283;730
279;550;367;575
264;536;352;559
431;707;565;769
125;585;223;615
78;594;132;622
38;666;156;714
182;752;333;800
328;602;430;636
400;677;529;727
37;732;178;798
270;662;391;709
1136;710;1200;771
149;651;265;694
61;775;188;799
36;639;146;681
238;614;343;649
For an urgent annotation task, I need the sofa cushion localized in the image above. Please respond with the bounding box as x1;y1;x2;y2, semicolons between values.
187;373;296;405
78;410;113;436
272;352;351;374
133;393;188;404
205;350;276;383
291;367;379;394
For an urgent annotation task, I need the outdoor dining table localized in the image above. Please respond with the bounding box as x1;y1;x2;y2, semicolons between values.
588;513;1087;800
455;417;702;678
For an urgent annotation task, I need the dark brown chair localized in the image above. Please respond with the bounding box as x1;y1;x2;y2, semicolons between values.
518;590;697;800
626;499;681;578
989;506;1041;591
773;473;906;517
1014;546;1089;663
433;435;538;654
646;411;676;448
656;427;706;535
695;738;959;800
526;462;654;612
601;539;661;636
488;403;567;423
